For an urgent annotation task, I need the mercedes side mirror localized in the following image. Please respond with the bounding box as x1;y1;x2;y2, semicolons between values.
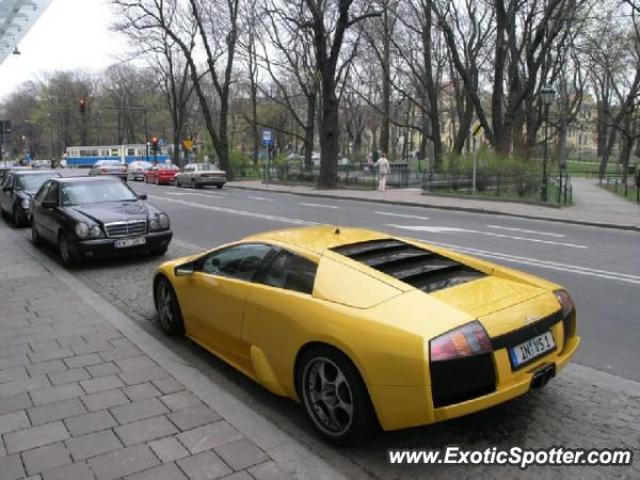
175;261;195;277
137;193;148;200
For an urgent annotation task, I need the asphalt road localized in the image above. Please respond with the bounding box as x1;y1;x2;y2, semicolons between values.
127;179;640;382
8;173;640;479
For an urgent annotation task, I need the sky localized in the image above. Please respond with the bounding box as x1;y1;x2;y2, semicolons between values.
0;0;130;101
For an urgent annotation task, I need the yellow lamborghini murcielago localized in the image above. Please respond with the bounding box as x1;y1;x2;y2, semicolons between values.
153;226;579;444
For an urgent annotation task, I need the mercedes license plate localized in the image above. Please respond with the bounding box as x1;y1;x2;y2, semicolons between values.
114;237;146;249
509;331;555;368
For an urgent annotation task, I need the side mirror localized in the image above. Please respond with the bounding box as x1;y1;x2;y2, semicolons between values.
137;193;148;200
175;261;195;277
41;200;57;209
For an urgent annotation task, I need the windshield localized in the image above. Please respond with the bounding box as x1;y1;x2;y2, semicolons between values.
197;164;217;171
15;174;56;192
61;180;137;206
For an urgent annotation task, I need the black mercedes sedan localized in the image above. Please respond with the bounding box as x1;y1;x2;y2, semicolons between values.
1;169;62;226
31;176;172;266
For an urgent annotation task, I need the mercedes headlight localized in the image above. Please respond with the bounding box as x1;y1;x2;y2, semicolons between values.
75;222;90;239
158;213;170;229
21;199;30;209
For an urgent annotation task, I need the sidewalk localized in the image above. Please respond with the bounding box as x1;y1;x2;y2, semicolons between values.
226;179;640;231
0;225;341;480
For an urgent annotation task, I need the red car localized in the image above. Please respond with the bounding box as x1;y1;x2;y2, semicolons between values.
144;165;179;185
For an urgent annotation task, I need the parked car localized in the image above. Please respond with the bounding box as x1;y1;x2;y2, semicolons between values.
152;226;579;444
88;160;127;180
145;164;179;185
0;165;30;184
0;169;62;226
31;159;52;169
31;176;172;266
175;163;226;189
127;161;153;181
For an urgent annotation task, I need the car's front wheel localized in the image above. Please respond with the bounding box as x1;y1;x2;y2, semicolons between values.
298;346;376;445
154;276;185;336
58;233;78;267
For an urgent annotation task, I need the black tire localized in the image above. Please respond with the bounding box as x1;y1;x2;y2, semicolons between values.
297;345;376;446
58;233;78;267
191;179;196;189
154;276;185;336
12;206;23;228
216;184;223;189
31;221;42;246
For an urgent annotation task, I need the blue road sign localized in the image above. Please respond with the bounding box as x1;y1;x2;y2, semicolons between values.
262;130;273;146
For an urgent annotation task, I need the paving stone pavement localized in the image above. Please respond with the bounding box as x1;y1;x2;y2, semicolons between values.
0;228;293;479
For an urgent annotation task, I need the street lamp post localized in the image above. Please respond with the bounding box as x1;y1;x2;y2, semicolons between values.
541;85;555;202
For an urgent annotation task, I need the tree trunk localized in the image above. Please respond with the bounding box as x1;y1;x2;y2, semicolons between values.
598;129;617;178
303;92;317;171
318;85;339;188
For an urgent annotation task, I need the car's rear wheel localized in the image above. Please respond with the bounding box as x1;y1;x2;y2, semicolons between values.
58;233;78;267
31;221;41;246
216;184;223;189
154;277;185;336
298;346;376;445
12;206;22;227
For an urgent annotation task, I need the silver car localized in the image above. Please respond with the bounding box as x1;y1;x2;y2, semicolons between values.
127;161;153;181
175;163;226;189
88;160;127;180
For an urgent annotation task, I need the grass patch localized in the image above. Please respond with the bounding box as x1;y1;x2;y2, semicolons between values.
600;182;640;203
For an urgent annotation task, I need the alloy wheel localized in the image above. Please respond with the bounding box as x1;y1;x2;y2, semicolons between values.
302;357;354;437
156;281;174;331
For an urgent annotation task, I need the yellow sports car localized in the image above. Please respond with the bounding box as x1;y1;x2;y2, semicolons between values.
153;226;579;444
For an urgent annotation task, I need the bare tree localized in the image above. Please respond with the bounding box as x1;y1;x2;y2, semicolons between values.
112;0;241;176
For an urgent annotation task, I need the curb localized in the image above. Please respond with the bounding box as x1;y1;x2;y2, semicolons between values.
226;184;640;232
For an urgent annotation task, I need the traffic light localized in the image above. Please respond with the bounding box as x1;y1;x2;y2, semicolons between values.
79;97;86;113
151;136;159;153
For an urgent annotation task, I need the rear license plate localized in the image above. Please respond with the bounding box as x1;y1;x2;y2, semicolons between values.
509;331;555;368
114;237;146;249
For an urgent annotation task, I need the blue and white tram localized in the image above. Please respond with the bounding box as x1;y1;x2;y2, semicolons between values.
65;144;171;167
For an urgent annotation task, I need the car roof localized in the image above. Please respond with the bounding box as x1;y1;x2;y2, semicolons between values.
13;170;59;175
52;176;123;184
243;226;390;254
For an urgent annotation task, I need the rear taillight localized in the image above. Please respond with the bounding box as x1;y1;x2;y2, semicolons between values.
100;168;108;173
430;321;492;362
554;289;574;318
555;289;576;346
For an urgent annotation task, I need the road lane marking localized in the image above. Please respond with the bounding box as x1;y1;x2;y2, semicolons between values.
386;224;588;249
374;211;430;221
149;195;318;226
487;225;566;238
300;202;339;209
249;196;273;202
412;239;640;285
